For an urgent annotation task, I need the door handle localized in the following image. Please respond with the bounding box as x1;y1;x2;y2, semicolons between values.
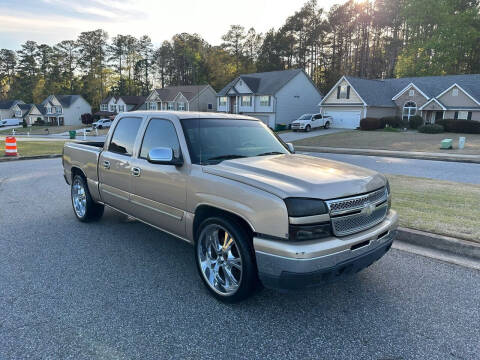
103;160;110;169
131;167;141;177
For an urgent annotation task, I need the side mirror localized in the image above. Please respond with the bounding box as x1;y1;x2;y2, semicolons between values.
287;143;295;153
147;147;183;166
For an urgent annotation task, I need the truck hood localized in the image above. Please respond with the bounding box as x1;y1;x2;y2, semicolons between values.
203;154;386;200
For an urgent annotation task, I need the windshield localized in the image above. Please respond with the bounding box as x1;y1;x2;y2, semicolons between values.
181;118;289;165
298;114;313;120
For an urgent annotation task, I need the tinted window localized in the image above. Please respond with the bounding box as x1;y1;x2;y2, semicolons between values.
140;118;181;159
298;114;313;120
314;114;322;119
108;117;142;155
181;119;288;165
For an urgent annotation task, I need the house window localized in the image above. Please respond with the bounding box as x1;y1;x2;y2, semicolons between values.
456;111;469;120
15;110;22;117
100;104;108;111
147;102;157;110
178;102;186;111
409;89;415;97
208;103;213;110
402;101;417;120
260;96;271;107
241;96;252;107
118;105;125;112
167;102;174;110
219;97;227;107
110;105;116;112
452;88;459;97
337;85;350;99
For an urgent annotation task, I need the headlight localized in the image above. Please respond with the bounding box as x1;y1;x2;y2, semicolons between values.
284;198;332;241
289;223;332;241
284;198;328;217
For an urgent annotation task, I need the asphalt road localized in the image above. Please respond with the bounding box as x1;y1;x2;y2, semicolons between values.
304;152;480;184
1;159;479;359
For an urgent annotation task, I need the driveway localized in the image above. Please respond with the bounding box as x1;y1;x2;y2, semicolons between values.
279;128;346;142
1;158;479;359
304;152;480;184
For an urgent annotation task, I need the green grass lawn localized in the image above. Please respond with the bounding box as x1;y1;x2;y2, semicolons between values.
293;130;480;154
0;140;66;157
387;174;480;242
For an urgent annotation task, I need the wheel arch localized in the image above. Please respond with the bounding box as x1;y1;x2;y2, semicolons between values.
192;204;254;244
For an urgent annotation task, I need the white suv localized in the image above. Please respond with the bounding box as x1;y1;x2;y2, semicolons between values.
291;113;331;132
92;118;112;129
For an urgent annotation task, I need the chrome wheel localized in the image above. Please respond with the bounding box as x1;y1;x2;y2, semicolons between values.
197;224;243;296
72;178;87;218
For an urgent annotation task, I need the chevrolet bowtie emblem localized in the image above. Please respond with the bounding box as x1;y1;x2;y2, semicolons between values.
361;203;376;216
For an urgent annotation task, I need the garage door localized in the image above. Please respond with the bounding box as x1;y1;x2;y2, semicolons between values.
324;110;362;129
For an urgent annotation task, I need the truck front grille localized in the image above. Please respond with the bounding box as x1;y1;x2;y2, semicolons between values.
326;187;388;236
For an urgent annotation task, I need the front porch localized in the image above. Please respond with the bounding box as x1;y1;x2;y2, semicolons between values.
45;115;64;126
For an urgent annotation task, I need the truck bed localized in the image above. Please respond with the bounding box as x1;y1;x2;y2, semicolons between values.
63;141;104;185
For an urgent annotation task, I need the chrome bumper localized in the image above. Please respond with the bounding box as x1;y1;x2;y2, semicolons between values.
254;210;398;289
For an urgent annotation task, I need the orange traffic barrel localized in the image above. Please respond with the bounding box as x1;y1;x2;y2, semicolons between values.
5;136;17;156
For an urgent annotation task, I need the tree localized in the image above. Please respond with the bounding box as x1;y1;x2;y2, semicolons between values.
222;25;246;74
0;49;16;99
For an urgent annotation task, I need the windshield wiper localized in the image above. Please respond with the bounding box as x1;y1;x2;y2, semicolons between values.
204;154;247;163
256;151;285;156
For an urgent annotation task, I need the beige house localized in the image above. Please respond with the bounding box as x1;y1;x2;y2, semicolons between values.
144;85;217;112
320;75;480;128
96;95;147;118
0;100;24;120
12;103;43;125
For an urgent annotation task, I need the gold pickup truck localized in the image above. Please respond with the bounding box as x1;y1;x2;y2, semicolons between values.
62;111;398;302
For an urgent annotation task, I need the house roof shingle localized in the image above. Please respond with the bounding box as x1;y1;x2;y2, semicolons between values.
0;99;24;110
344;74;480;107
152;85;210;102
217;69;304;96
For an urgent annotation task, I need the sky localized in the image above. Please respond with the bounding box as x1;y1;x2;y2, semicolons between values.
0;0;342;50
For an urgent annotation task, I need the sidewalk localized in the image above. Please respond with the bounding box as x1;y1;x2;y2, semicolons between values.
294;145;480;164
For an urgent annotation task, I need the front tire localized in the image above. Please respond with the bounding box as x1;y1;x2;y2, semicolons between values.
71;174;104;222
305;125;311;132
324;121;330;129
195;216;258;302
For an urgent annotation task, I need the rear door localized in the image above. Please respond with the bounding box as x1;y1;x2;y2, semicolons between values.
312;114;323;128
98;116;143;213
129;117;187;237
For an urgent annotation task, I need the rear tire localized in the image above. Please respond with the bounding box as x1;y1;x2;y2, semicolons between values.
71;174;104;222
98;125;103;129
324;121;330;129
305;125;311;132
195;216;258;303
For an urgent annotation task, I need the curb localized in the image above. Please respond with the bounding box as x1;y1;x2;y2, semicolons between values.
295;145;480;164
396;227;480;261
0;154;62;162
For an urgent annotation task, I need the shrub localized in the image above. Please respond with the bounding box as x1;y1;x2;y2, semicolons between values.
418;124;444;133
35;118;45;126
81;113;93;124
409;115;423;129
22;119;27;128
436;119;480;134
381;116;406;128
360;117;386;131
